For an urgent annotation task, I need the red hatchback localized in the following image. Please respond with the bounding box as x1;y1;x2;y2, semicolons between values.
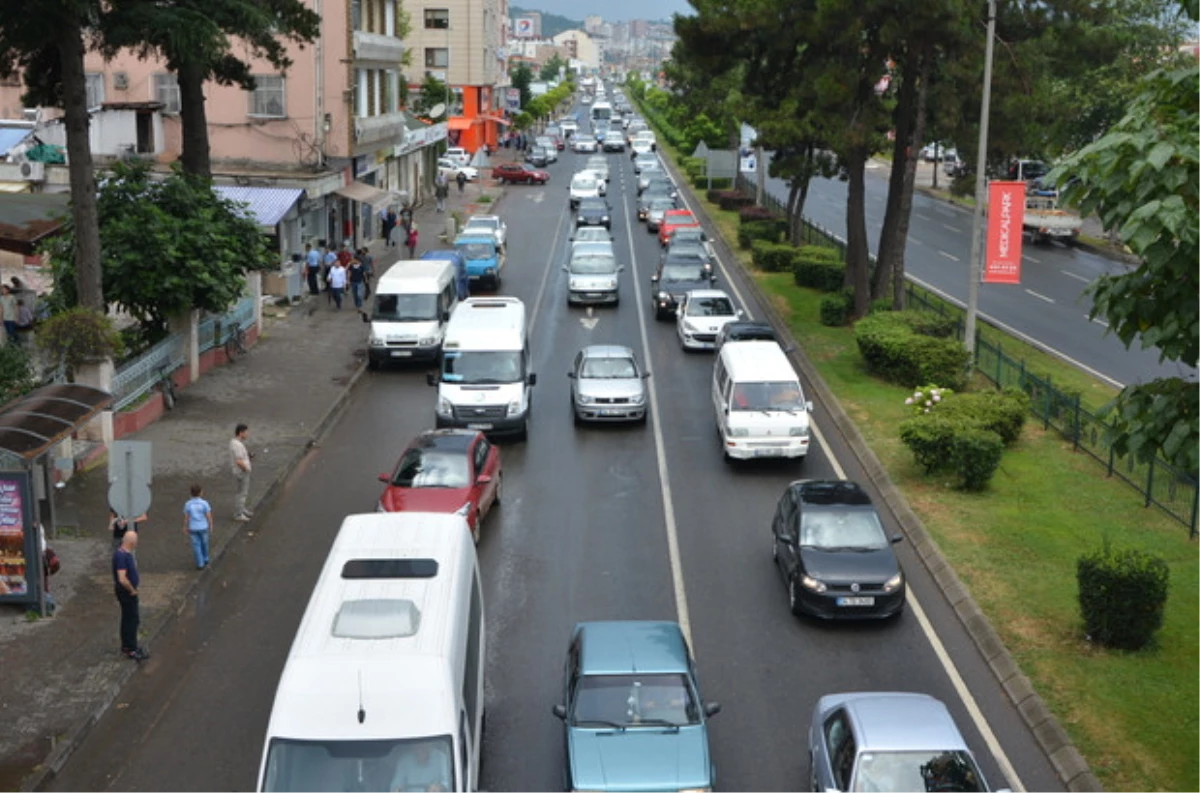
377;429;502;543
658;209;700;245
494;162;550;185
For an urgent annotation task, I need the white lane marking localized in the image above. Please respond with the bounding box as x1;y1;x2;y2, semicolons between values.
941;222;959;232
1088;314;1109;328
939;250;960;261
908;275;1124;388
580;306;598;330
619;184;694;647
1025;289;1055;304
671;176;1027;792
910;237;926;246
915;213;933;222
1061;269;1089;284
1024;254;1041;264
525;197;571;338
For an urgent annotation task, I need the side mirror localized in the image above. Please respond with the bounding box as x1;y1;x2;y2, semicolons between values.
650;275;660;283
783;344;796;354
777;533;796;546
642;371;651;378
377;473;390;483
562;266;569;272
528;373;538;386
618;265;626;272
805;400;814;412
477;474;493;485
710;275;718;283
704;702;722;718
736;309;745;319
567;371;576;379
441;311;451;322
891;534;904;544
360;312;370;324
552;704;567;720
426;372;438;387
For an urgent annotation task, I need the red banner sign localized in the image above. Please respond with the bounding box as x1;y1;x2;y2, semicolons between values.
984;181;1025;284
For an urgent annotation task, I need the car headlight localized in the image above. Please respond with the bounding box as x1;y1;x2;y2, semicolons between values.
577;393;594;404
419;335;438;346
369;336;385;348
657;291;670;301
726;426;749;437
436;397;453;417
883;572;905;593
630;393;645;405
683;322;700;334
569;278;581;290
506;399;522;417
801;575;827;592
601;215;609;222
789;426;809;437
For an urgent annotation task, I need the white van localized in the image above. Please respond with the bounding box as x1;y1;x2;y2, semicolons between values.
257;512;485;793
427;297;536;439
365;260;459;368
713;341;814;461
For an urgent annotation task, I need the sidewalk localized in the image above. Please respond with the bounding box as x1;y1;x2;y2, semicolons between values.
0;177;506;792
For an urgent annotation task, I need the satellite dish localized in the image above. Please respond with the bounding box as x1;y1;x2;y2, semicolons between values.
428;103;446;119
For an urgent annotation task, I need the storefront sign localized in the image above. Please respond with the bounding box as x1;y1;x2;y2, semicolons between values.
984;181;1025;284
0;474;32;599
506;88;521;110
393;122;448;157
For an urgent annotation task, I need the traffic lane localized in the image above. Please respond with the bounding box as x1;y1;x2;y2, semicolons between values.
480;177;679;791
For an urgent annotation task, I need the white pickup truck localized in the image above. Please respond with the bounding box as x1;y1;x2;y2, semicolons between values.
1023;188;1082;245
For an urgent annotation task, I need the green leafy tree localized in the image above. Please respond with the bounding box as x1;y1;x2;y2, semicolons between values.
43;161;276;336
510;61;534;108
0;345;38;404
540;53;566;82
409;72;450;120
36;307;124;378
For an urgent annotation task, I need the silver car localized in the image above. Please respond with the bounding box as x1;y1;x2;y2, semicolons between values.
645;197;677;231
584;156;610;183
808;692;994;792
536;137;558;162
568;345;650;424
563;246;622;306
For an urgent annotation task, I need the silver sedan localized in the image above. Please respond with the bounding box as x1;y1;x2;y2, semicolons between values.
568;345;650;425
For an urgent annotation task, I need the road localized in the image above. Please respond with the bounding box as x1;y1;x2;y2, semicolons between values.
50;111;1062;793
760;165;1195;389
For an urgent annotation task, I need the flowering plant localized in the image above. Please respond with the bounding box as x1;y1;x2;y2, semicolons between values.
904;384;952;415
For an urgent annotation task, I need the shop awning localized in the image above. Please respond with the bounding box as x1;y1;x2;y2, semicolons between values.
447;118;474;131
0;383;113;461
334;181;395;211
0;182;30;193
480;115;511;126
213;185;304;230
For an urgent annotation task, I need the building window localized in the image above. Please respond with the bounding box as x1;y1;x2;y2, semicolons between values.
384;70;400;114
85;73;105;110
424;8;449;29
248;75;286;118
153;73;181;113
425;47;449;68
351;0;361;30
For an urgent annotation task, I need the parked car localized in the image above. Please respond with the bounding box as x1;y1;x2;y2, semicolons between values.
495;162;550;185
568;345;649;424
461;215;507;250
658;209;701;245
552;621;721;792
376;429;501;544
771;479;906;619
437;158;478;181
443;146;471;167
676;289;742;351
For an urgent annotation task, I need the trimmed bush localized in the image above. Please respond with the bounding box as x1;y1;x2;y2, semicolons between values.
792;246;845;292
952;427;1004;490
854;311;969;390
869;298;894;315
719;192;755;211
739;205;776;223
692;174;732;190
935;389;1030;445
738;220;781;249
899;415;959;473
1077;545;1170;650
820;291;855;327
751;240;799;273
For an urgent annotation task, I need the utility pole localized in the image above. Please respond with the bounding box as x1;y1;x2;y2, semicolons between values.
755;145;765;206
964;0;997;360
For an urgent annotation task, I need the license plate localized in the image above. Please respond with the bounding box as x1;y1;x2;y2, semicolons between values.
600;409;622;416
585;293;602;299
390;350;412;357
466;423;493;430
753;448;781;458
837;596;875;607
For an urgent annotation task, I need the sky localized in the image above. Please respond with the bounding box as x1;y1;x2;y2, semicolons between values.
518;0;693;23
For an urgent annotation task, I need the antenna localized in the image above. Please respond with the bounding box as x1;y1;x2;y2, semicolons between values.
357;669;366;724
428;102;446;119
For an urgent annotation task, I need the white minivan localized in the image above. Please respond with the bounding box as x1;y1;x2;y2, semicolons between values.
427;297;536;440
365;260;459;368
257;512;485;792
713;341;814;462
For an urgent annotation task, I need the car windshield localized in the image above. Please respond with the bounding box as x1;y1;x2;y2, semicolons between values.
261;735;454;793
570;256;617;274
456;242;495;260
661;264;707;281
579;199;607;212
667;213;697;226
852;750;985;793
800;507;888;550
649;199;675;211
372;293;439;322
686;296;734;316
581;356;638;379
441;350;524;384
666;252;708;268
730;381;805;412
572;674;700;728
391;448;470;489
574;228;611;243
572;177;597;190
672;230;705;244
464;219;498;232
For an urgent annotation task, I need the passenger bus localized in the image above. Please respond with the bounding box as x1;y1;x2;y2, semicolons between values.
590;101;612;125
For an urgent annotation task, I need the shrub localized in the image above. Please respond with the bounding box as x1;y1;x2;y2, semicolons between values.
739;220;781;249
1077;545;1170;650
0;344;36;404
899;415;959;473
707;188;736;204
751;240;799;273
36;307;124;375
952;427;1004;490
819;291;855;327
904;385;954;416
935;389;1030;445
855;311;969;390
869;298;893;315
692;175;732;190
792;246;845;292
738;205;776;224
719;192;755;211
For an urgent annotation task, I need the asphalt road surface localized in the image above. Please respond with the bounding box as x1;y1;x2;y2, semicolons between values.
51;111;1063;792
762;165;1195;389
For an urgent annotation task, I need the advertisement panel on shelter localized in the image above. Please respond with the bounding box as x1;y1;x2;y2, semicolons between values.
984;181;1025;284
0;473;33;599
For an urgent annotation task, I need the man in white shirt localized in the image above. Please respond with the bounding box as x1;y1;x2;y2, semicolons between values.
230;423;253;522
327;259;348;310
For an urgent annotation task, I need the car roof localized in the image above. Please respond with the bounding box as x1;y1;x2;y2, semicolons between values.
725;321;775;336
576;621;690;675
685;289;730;300
792;479;873;507
665;209;696;219
580;344;635;359
464;215;499;225
826;693;970;753
413;429;478;453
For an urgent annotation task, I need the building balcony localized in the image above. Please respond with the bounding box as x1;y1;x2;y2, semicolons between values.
352;31;404;65
354;111;406;148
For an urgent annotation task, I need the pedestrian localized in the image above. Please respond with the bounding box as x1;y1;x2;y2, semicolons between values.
348;256;366;308
112;529;148;661
322;246;338;306
327;257;347;309
435;175;449;213
39;522;57;615
230;423;254;522
382;207;399;247
0;285;16;345
182;484;213;570
337;240;353;267
456;171;467;194
304;242;322;296
399;202;414;233
406;224;419;259
110;508;148;552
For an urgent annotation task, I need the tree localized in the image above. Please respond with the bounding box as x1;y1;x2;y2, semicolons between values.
0;0;105;312
42;161;277;335
409;72;450;120
539;53;566;82
103;0;322;178
510;61;534;108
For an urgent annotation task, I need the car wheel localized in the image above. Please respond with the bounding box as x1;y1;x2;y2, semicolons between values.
367;357;379;371
788;575;805;616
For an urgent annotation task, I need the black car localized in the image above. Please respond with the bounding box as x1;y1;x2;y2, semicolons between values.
771;480;906;620
526;146;550;167
663;240;714;269
638;188;677;221
714;321;780;351
651;256;717;320
639;174;677;198
575;197;612;230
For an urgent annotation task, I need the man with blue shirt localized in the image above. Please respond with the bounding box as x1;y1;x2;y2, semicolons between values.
182;484;213;570
304;242;322;296
112;530;148;661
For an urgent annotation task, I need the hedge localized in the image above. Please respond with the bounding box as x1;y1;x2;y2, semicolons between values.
820;291;855;327
792;246;845;293
751;240;799;273
1077;545;1170;650
692;174;732;190
898;415;1004;490
854;311;969;390
739;205;777;223
738;220;781;249
933;388;1030;446
719;192;755;211
952;427;1004;490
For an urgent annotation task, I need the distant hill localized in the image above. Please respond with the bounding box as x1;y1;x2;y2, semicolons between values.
510;5;584;38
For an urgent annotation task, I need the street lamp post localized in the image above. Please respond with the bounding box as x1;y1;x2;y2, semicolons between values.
964;0;997;359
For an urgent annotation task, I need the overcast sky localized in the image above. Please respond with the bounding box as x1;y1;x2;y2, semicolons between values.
518;1;693;23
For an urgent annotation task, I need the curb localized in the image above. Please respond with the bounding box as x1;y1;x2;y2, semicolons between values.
23;357;370;793
671;158;1103;792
